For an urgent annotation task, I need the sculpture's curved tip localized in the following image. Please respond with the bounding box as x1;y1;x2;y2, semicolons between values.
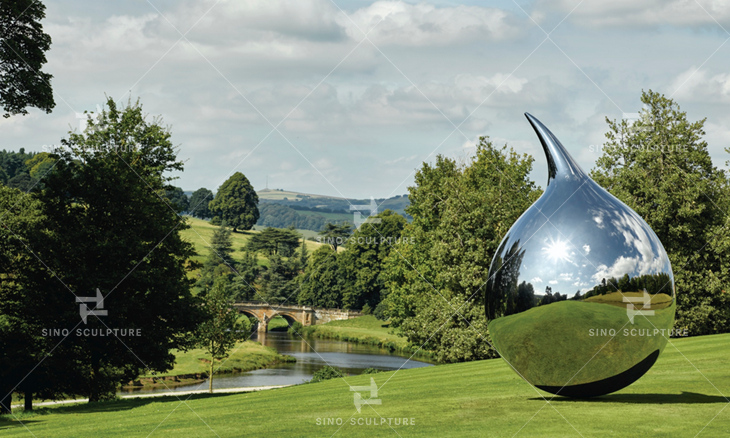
524;113;584;185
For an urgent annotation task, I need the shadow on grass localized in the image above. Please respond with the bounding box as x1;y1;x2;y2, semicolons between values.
0;391;243;422
533;392;729;404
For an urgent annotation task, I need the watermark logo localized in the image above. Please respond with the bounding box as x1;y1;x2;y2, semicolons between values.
76;288;108;324
623;290;654;324
75;104;103;133
351;378;382;413
350;198;381;229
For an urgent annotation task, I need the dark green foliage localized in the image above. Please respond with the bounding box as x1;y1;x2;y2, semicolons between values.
195;225;259;301
340;210;406;311
0;0;55;117
163;186;189;213
298;246;343;308
6;172;35;192
247;227;301;257
36;97;206;402
0;148;36;182
257;203;350;231
373;301;388;320
259;253;301;304
318;222;352;251
189;187;214;218
383;138;541;363
361;368;380;374
309;365;344;383
591;90;730;336
209;172;259;232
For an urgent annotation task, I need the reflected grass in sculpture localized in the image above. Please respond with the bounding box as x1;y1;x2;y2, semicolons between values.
489;300;675;388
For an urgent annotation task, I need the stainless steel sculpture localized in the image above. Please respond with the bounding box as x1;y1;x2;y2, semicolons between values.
485;113;675;397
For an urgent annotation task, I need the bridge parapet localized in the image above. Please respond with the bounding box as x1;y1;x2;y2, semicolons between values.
233;302;363;332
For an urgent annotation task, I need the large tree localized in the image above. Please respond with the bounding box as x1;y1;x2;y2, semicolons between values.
298;246;342;308
209;172;259;232
0;0;55;117
247;227;301;257
163;186;189;213
383;138;541;363
591;90;730;335
339;210;406;311
37;97;205;402
318;223;352;251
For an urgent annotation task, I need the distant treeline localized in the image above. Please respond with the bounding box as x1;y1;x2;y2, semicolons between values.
257;203;351;231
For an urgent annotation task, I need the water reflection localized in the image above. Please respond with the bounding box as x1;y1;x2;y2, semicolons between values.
123;331;432;394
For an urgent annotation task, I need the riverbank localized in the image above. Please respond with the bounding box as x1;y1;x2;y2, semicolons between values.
3;333;729;436
301;315;431;359
123;340;295;390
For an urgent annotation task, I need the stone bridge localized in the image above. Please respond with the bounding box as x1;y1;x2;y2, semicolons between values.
233;301;363;332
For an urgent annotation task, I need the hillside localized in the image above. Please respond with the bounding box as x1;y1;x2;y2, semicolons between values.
255;188;410;232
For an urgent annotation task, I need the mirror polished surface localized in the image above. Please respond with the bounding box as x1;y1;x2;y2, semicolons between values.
485;113;675;398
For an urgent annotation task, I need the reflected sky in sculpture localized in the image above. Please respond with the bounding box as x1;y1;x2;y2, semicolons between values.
485;113;675;398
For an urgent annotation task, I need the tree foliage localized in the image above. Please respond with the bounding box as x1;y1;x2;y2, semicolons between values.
247;227;301;257
36;97;205;402
209;172;259;232
0;0;55;117
383;138;541;362
298;246;343;308
318;222;353;251
163;186;189;213
189;187;214;219
591;90;730;335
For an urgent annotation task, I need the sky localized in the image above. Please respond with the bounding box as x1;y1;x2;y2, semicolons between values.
1;0;729;199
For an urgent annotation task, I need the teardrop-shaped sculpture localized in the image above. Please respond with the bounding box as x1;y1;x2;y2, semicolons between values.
485;113;675;398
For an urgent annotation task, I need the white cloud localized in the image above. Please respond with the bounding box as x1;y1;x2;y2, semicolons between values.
345;1;519;46
531;277;543;283
670;67;730;103
542;0;730;28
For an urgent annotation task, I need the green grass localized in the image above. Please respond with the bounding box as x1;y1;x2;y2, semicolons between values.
303;316;414;353
267;316;290;331
137;341;293;380
3;334;730;436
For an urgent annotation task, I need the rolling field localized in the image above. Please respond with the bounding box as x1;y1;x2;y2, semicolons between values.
2;333;729;436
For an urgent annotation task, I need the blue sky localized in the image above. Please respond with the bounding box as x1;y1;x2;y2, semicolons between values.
1;0;729;198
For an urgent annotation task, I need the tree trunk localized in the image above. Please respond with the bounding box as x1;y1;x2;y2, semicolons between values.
24;392;32;411
209;359;213;394
0;390;11;414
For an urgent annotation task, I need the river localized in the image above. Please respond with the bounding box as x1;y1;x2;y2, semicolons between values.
125;331;433;394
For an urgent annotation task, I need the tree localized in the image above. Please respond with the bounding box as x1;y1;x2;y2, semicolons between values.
339;210;406;310
0;186;70;413
163;186;189;213
298;246;342;308
318;223;352;251
197;284;250;393
247;227;301;257
0;0;55;117
209;172;259;232
37;97;205;402
6;172;35;191
383;138;541;362
259;253;301;304
591;90;730;335
189;187;214;219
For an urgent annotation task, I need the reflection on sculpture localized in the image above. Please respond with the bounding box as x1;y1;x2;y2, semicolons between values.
485;113;675;398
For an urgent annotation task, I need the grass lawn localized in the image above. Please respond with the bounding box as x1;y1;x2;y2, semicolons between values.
2;333;729;436
303;315;413;352
267;316;290;331
180;217;326;275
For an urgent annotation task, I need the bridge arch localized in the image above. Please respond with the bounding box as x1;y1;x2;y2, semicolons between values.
232;302;362;333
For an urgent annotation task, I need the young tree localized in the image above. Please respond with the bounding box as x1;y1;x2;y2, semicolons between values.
0;0;54;117
197;285;250;393
591;90;730;335
209;172;259;232
383;138;541;362
189;187;214;218
37;97;206;402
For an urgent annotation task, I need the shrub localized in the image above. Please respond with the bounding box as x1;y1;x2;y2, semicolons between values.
310;366;344;383
288;321;304;336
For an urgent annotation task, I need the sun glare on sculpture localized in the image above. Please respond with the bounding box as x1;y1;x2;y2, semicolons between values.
543;238;571;263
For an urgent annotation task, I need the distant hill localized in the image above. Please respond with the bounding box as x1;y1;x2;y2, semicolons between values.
255;188;410;232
